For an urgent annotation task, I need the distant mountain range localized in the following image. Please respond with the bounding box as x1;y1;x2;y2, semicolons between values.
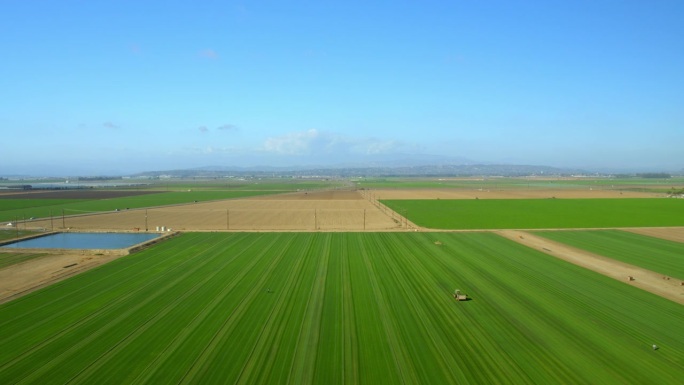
132;163;591;178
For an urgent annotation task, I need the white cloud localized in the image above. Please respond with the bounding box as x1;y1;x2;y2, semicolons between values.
263;129;320;155
262;129;406;157
200;49;218;59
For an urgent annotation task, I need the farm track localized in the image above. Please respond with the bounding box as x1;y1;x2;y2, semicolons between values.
179;234;299;384
499;230;684;305
126;234;274;384
359;235;420;384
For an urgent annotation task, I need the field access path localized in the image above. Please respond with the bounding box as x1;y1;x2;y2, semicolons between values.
498;230;684;305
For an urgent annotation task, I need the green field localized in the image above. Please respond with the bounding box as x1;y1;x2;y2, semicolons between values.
356;176;684;191
535;230;684;280
0;190;279;223
382;198;684;229
1;232;682;384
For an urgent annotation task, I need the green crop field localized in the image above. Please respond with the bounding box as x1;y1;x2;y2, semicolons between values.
1;232;682;384
356;176;684;191
382;198;684;229
535;230;684;280
0;191;279;223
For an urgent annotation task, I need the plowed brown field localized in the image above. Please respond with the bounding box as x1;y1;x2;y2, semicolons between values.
28;190;402;231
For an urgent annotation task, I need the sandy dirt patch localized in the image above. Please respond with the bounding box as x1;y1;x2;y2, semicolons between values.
624;227;684;243
373;188;662;200
0;251;127;304
26;190;402;232
498;230;684;305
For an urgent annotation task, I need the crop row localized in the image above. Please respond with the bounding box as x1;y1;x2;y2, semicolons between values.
1;232;683;384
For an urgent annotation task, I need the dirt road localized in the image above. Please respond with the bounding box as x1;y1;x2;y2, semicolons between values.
498;230;684;305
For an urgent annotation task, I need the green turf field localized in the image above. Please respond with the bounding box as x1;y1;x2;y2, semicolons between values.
1;232;682;384
356;176;684;191
535;230;684;280
382;198;684;229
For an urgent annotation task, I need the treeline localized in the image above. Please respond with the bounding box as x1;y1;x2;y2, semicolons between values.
636;173;671;178
76;176;123;181
614;173;672;179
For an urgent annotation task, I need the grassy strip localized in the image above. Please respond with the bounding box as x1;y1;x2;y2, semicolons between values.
382;198;684;229
534;230;684;280
0;230;45;242
0;253;47;269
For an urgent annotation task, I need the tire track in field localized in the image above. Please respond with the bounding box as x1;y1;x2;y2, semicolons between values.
498;230;684;305
0;235;207;372
9;235;238;384
340;234;359;384
421;233;575;384
126;234;276;384
358;234;421;385
386;234;479;384
177;234;304;384
287;234;331;384
66;234;266;384
0;233;198;331
233;235;320;384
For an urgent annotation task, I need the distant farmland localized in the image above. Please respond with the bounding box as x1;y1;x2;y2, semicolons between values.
1;232;683;384
382;198;684;229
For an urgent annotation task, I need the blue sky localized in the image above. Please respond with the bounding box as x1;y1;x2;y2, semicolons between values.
1;1;683;175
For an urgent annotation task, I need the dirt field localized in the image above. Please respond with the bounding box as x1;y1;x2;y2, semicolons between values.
0;251;126;304
26;190;403;231
625;227;684;243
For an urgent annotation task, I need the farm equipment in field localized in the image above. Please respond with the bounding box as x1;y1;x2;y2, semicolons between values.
453;289;468;301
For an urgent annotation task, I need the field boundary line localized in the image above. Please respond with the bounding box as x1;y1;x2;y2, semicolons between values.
287;234;331;384
178;234;297;384
358;235;421;384
9;235;234;383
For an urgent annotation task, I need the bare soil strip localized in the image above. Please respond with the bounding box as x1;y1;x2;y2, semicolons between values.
624;227;684;243
0;251;127;304
498;230;684;305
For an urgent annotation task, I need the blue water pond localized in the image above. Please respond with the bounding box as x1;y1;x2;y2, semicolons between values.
1;232;161;250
